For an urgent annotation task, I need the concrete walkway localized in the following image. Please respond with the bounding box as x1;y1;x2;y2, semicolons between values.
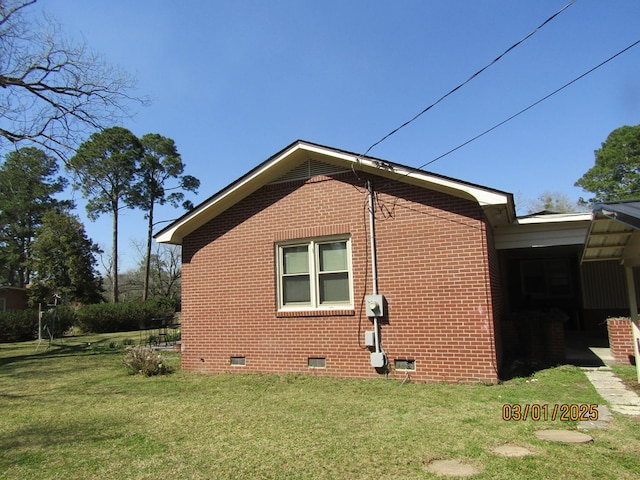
581;346;640;416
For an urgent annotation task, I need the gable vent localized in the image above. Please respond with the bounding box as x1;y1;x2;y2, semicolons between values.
270;159;348;184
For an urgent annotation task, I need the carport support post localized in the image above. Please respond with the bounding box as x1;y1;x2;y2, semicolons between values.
624;265;640;383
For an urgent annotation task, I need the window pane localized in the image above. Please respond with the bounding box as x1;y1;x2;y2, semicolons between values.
283;246;309;274
319;272;349;303
283;275;311;304
319;242;347;272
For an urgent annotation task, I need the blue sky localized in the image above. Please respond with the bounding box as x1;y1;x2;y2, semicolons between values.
35;0;640;270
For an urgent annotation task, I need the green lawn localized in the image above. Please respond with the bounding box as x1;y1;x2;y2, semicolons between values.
1;333;639;479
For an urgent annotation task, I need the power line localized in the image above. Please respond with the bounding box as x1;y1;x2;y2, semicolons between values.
417;38;640;170
362;37;640;205
359;0;576;158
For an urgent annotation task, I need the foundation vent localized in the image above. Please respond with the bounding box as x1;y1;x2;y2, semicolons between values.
230;356;246;366
308;357;326;368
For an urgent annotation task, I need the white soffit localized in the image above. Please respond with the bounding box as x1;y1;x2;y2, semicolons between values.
494;212;591;250
155;141;513;244
517;212;592;224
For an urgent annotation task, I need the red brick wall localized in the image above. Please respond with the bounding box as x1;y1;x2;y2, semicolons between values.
546;321;565;363
0;288;28;310
607;317;636;365
181;171;500;383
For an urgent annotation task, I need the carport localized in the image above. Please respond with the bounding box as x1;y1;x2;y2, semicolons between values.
582;200;640;382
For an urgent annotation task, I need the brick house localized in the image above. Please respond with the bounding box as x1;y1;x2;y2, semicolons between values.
0;286;28;311
155;141;633;382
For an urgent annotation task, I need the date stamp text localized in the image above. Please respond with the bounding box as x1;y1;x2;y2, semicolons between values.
502;403;599;421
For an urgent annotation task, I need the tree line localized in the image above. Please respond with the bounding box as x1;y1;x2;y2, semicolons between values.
0;1;198;306
0;132;198;305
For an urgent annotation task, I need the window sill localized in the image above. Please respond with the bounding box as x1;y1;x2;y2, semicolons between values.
276;309;355;318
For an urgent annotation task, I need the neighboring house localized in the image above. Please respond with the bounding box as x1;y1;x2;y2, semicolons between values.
0;286;28;311
156;140;634;383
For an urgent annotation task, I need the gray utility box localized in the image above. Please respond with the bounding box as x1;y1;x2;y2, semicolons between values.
365;294;385;317
370;351;386;368
364;331;375;347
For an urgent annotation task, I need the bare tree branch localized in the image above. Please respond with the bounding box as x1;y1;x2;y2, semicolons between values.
0;0;148;160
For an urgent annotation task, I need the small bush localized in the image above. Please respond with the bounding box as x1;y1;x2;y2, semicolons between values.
0;309;38;342
55;306;77;334
123;346;171;376
165;329;181;343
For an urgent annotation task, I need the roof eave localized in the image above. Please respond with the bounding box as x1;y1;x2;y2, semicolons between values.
155;140;515;244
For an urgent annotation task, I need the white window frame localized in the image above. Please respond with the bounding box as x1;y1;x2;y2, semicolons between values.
276;237;353;312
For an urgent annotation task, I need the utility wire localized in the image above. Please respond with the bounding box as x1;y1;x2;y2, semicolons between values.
417;38;640;170
366;38;640;206
360;0;576;159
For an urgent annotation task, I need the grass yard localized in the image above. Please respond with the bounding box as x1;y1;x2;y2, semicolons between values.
1;333;639;479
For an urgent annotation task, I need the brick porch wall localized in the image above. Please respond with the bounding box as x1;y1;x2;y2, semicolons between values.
546;321;565;363
181;171;500;383
607;317;636;365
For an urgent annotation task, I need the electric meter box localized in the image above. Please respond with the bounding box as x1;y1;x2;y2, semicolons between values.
365;294;385;317
364;331;375;347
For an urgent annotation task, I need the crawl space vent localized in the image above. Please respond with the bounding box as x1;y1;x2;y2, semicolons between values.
230;356;246;366
307;357;326;368
394;359;416;371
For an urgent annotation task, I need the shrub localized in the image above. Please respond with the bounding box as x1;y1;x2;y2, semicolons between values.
0;310;38;343
123;346;171;376
75;298;175;333
165;329;181;343
55;305;77;334
0;306;79;343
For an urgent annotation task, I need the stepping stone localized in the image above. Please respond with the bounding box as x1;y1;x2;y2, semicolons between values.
535;429;593;444
492;445;533;457
578;404;612;430
611;404;640;416
582;369;640;416
426;459;480;477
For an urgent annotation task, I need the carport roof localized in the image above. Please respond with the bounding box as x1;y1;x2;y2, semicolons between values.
582;200;640;264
